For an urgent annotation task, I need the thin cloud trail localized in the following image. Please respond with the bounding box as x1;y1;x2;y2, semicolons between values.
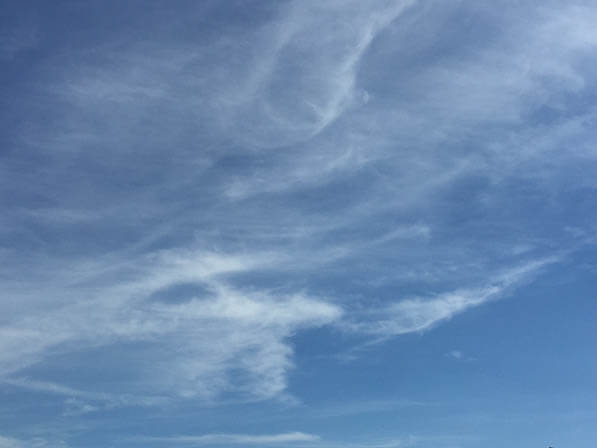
342;257;558;342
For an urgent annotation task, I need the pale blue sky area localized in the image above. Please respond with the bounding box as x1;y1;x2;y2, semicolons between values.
1;1;597;447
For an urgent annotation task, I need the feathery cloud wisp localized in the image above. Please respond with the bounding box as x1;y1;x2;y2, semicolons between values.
346;258;556;337
142;432;320;445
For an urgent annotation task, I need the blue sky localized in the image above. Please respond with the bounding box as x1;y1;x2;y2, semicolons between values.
1;1;597;447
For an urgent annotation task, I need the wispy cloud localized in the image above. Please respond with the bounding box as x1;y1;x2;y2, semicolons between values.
2;377;167;414
0;435;68;448
1;0;596;444
140;432;320;445
307;398;429;419
0;436;22;448
445;350;463;360
219;0;417;149
346;258;557;337
0;249;341;401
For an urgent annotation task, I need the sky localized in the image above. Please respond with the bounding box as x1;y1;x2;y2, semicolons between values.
1;0;597;447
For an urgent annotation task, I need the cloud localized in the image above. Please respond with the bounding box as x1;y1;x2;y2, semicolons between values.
445;350;463;360
308;398;428;419
0;435;68;448
2;377;167;414
0;249;341;401
1;2;595;441
0;436;22;448
346;258;556;337
219;0;417;149
141;432;320;445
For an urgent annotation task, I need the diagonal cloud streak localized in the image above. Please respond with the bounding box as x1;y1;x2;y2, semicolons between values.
346;258;558;337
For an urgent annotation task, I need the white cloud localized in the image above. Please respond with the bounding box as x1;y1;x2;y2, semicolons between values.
142;432;320;445
347;258;556;337
0;436;23;448
446;350;463;360
2;377;167;413
1;0;593;424
0;436;68;448
220;0;417;149
0;250;341;401
308;398;428;419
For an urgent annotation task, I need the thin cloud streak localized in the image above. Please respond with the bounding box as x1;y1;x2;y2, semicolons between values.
346;258;558;337
140;432;320;445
